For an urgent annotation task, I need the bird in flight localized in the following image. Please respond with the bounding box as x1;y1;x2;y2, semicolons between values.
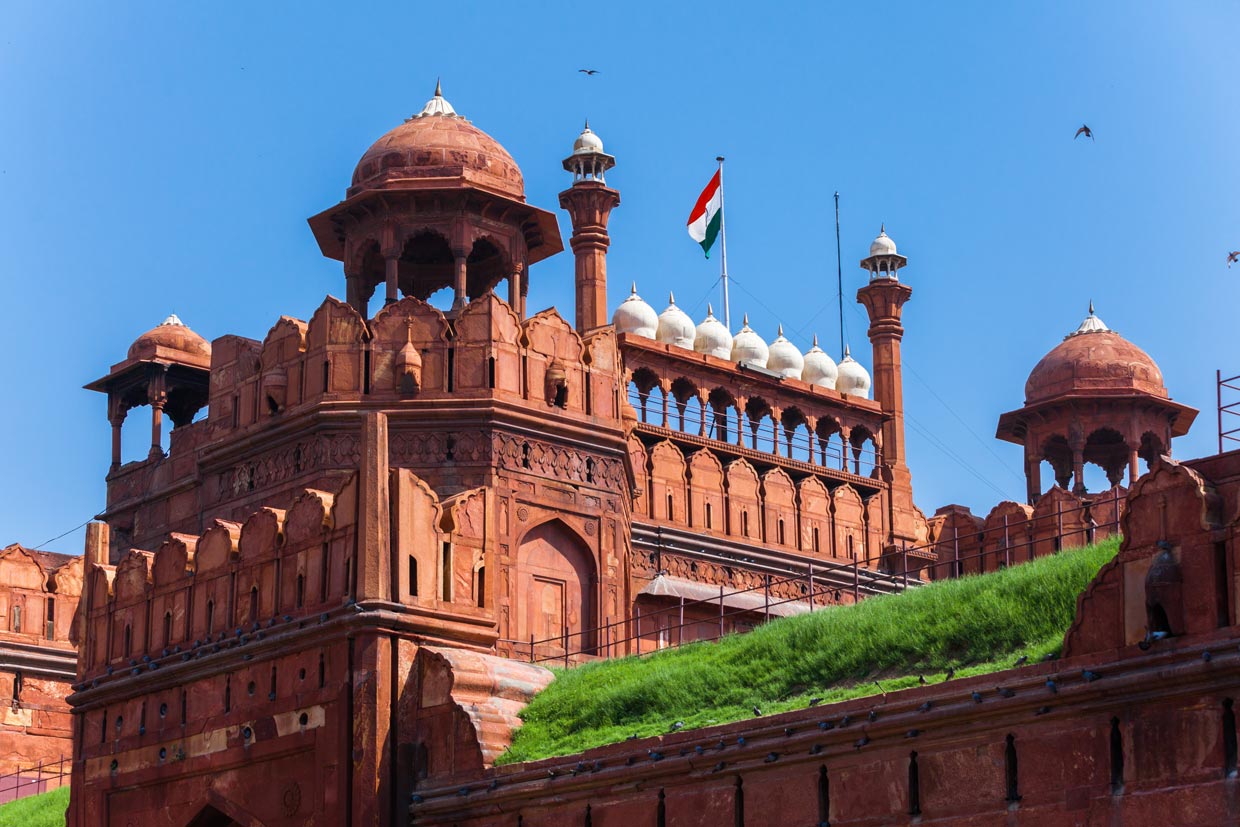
578;68;600;75
1227;251;1239;268
1075;124;1094;141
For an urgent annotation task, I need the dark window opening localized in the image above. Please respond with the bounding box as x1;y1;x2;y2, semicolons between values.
446;347;455;392
224;677;231;713
1005;734;1020;802
322;359;330;393
320;542;330;602
908;751;921;815
100;712;107;744
818;766;830;825
585;805;592;827
657;790;666;827
44;597;55;639
249;586;259;623
488;356;496;389
778;519;786;545
706;502;713;529
1053;535;1062;552
408;556;418;597
269;665;277;700
11;670;22;706
742;511;750;536
232;394;240;428
734;776;744;827
553;383;568;408
344;558;352;599
180;690;187;726
362;349;371;395
266;395;280;415
1225;699;1237;778
477;566;486;608
318;651;325;689
123;623;131;656
521;443;532;470
1110;717;1124;794
585;458;595;484
163;611;172;646
847;535;855;561
441;542;453;601
446;437;455;461
1216;542;1230;628
667;492;675;520
296;574;305;608
206;600;215;635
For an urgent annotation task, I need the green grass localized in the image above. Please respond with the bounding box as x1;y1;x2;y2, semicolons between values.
500;538;1119;764
0;786;68;827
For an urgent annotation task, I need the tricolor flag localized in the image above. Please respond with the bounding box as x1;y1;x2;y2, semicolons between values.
687;170;723;258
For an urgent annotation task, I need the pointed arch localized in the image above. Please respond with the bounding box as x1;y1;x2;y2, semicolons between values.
514;519;598;653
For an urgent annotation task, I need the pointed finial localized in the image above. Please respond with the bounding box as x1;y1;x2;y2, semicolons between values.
1088;299;1094;316
630;282;637;295
812;334;819;348
668;291;676;305
777;324;784;337
706;302;715;317
584;118;590;131
434;77;442;97
742;313;749;327
844;344;851;358
880;222;886;234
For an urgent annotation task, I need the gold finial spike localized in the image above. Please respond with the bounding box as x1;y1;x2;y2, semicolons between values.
434;77;442;97
1088;299;1094;316
630;282;637;295
812;334;819;348
584;118;590;131
777;324;784;337
668;291;675;305
844;344;851;358
707;302;715;317
742;313;749;327
880;222;885;235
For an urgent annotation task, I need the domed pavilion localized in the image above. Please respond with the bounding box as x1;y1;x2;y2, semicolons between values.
996;304;1197;502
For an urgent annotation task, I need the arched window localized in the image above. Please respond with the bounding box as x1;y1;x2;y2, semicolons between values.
1005;734;1020;801
408;556;418;597
476;566;486;608
908;752;921;815
163;611;173;646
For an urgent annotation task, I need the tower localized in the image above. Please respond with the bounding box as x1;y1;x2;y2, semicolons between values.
856;226;918;550
559;122;620;334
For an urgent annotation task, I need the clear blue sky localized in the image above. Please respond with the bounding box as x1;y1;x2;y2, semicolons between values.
2;2;1238;554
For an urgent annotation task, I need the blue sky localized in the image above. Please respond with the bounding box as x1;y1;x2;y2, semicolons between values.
2;2;1238;553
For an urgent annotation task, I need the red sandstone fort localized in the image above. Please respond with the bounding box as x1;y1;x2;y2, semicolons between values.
3;85;1237;825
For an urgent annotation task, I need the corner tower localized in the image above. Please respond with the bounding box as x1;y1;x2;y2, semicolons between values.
856;226;918;550
308;82;563;317
559;122;620;334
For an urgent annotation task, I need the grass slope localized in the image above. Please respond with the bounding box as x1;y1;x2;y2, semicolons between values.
501;538;1119;764
0;786;68;827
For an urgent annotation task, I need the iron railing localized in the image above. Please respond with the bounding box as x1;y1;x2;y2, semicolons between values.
0;754;69;805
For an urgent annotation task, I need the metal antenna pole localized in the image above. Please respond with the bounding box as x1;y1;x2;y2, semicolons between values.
717;156;730;329
834;191;844;356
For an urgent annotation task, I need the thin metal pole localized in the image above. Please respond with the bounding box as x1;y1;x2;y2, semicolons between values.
678;597;685;645
1056;500;1064;553
852;556;859;602
1220;369;1224;455
764;576;770;623
1003;515;1011;569
808;562;815;611
529;634;534;663
716;156;731;329
719;585;725;639
835;191;845;358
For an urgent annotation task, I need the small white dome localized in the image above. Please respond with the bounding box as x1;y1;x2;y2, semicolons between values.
835;345;872;398
765;325;804;378
694;304;733;359
1068;301;1110;337
656;292;696;349
612;283;658;338
573;120;604;155
801;335;838;389
161;313;185;327
869;224;897;257
412;79;459;119
730;315;769;367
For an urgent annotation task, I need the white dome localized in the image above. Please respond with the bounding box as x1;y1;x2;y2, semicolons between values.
730;315;769;367
656;292;696;349
801;335;838;389
612;283;658;338
835;345;872;398
869;224;897;257
573;120;604;155
1069;301;1110;337
766;325;804;378
694;304;733;359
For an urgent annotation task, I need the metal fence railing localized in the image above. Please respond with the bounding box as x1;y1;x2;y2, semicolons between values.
0;754;69;805
498;488;1121;668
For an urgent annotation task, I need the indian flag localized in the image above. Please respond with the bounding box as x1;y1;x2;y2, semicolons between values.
687;170;723;258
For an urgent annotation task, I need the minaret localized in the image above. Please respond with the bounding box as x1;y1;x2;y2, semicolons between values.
856;225;918;549
559;121;620;334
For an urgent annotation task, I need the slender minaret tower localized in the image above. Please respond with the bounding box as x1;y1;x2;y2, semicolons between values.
856;225;919;551
559;121;620;333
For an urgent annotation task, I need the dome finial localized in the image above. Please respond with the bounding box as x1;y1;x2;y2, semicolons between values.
777;323;784;337
742;313;749;327
844;343;851;358
584;117;590;131
434;77;442;97
707;302;715;317
668;291;676;305
880;222;886;235
630;282;637;295
812;333;819;347
1088;299;1095;316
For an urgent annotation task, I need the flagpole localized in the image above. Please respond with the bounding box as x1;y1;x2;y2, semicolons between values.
716;156;730;329
834;191;844;358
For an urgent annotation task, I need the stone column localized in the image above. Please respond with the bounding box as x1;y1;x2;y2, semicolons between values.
559;181;620;334
1026;452;1043;505
452;248;468;310
383;251;400;305
1071;442;1086;495
1128;447;1140;486
108;399;126;470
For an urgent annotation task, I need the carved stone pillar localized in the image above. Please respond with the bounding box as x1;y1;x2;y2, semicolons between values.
453;248;468;310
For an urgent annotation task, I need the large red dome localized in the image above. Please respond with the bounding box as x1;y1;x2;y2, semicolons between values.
349;90;524;200
1024;319;1165;405
126;315;211;368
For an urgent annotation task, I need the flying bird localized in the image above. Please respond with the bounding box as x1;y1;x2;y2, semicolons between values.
578;68;600;75
1075;124;1094;141
1228;251;1239;268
